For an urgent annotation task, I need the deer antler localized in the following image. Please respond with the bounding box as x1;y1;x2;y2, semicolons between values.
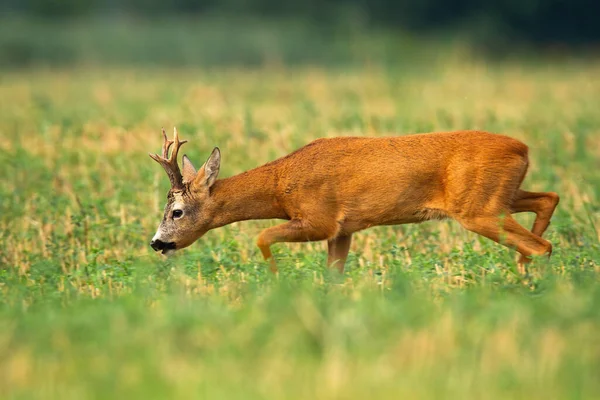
149;127;188;189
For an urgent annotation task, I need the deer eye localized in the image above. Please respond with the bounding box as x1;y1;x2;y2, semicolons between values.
172;209;183;219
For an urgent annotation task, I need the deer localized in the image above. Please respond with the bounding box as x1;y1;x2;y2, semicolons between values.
149;127;559;274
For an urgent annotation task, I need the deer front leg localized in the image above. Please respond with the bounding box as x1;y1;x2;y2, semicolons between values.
257;219;338;273
327;234;352;273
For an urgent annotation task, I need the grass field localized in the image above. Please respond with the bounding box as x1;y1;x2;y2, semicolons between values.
1;60;600;399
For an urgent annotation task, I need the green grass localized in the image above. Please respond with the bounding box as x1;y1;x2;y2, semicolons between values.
1;60;599;399
0;17;444;68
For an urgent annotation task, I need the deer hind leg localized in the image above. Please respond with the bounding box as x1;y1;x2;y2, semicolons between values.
257;219;338;273
511;190;559;237
457;213;552;274
327;234;353;273
511;190;559;265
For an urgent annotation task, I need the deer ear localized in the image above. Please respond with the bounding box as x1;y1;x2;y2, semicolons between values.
193;147;221;190
181;155;197;183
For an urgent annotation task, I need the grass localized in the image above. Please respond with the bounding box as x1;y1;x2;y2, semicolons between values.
1;59;600;399
0;17;445;68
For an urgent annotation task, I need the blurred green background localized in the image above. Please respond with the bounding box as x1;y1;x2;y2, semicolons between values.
1;0;599;68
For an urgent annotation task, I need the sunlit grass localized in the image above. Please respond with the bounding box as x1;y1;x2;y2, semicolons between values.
0;60;599;399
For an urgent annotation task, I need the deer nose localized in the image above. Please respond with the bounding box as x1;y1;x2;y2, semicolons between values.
150;239;166;252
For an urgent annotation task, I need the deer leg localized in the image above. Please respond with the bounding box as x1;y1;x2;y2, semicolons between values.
511;190;559;265
257;219;338;273
327;234;352;273
458;213;552;274
511;190;559;237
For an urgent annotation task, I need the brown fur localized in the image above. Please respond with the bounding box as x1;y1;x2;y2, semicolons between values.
151;129;559;274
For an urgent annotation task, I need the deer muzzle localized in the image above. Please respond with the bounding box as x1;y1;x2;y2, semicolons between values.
150;239;176;254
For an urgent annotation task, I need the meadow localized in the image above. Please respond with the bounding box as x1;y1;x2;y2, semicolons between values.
1;59;599;399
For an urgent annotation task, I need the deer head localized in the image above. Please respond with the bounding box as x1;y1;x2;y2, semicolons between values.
149;127;221;255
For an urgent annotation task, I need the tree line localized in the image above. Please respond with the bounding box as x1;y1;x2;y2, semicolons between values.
2;0;599;45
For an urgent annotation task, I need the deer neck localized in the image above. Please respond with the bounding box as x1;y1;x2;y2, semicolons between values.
208;166;286;229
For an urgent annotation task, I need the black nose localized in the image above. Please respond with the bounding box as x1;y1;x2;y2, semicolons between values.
150;239;166;251
150;239;177;253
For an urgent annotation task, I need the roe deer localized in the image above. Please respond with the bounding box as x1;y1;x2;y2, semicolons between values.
149;127;559;273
